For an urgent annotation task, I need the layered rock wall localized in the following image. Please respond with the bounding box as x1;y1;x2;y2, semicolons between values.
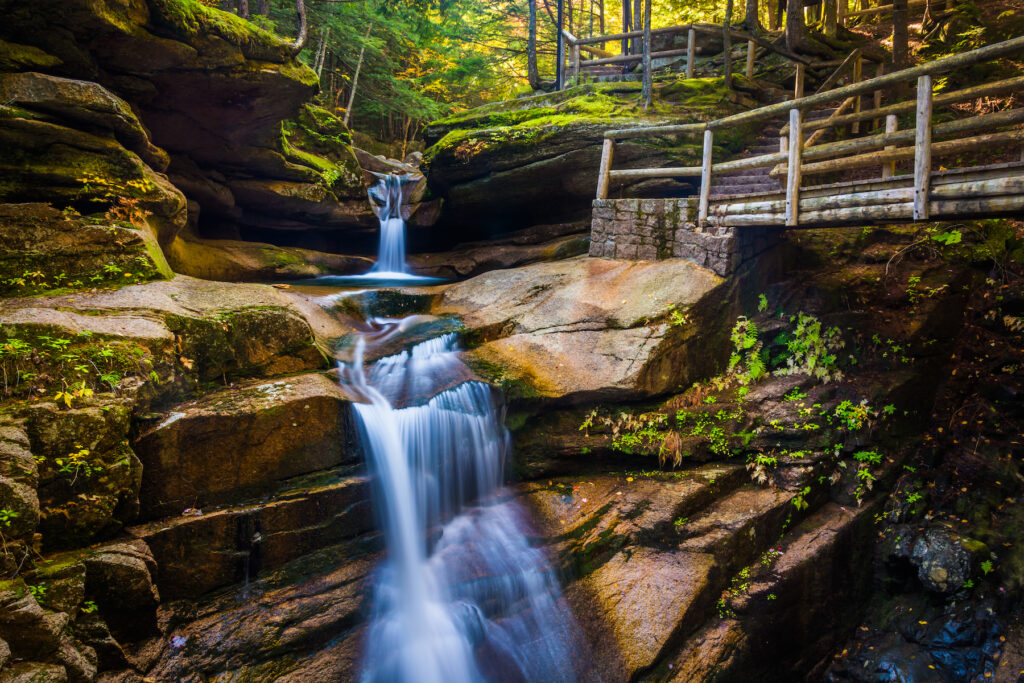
589;197;785;277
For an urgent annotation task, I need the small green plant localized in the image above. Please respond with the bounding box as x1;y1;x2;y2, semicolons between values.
28;584;47;600
783;388;807;402
981;560;994;575
729;316;767;385
81;600;99;614
775;313;844;382
0;509;19;527
792;486;812;511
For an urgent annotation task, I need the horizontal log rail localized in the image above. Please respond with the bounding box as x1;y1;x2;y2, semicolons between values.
593;35;1024;233
557;20;812;92
843;0;939;20
603;35;1024;140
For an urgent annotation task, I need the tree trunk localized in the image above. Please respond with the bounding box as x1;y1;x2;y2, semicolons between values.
785;0;806;52
314;29;329;77
290;0;308;55
556;0;564;89
343;23;373;127
632;0;641;54
769;0;780;30
745;0;762;32
528;0;541;88
724;0;734;88
255;0;269;15
893;0;909;70
221;0;233;11
237;0;249;19
824;0;837;37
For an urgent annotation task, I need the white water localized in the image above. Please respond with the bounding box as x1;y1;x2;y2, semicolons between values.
368;174;410;277
310;174;443;287
340;333;582;682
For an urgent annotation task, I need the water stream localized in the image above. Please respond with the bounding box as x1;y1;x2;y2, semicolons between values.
306;174;443;287
338;328;583;682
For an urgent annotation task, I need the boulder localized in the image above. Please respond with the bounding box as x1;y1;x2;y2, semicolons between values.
0;72;168;171
165;229;373;282
433;256;727;403
132;373;357;517
0;204;172;296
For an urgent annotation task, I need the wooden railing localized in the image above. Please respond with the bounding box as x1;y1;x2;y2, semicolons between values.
594;35;1024;228
840;0;949;25
557;23;811;94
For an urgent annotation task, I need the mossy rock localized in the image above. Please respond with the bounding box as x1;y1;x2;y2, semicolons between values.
0;204;169;297
0;39;62;72
0;115;187;247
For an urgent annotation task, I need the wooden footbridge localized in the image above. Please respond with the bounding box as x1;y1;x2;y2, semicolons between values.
592;36;1024;236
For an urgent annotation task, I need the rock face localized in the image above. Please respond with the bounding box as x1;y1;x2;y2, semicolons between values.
0;0;431;277
133;373;357;517
423;79;760;242
433;256;730;403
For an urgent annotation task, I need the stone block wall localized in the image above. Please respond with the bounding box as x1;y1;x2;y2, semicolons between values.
589;198;784;277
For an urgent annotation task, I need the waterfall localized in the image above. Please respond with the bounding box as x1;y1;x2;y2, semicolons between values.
368;174;413;276
340;331;582;683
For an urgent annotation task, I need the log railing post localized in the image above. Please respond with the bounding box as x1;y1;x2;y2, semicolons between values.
597;138;615;199
786;108;803;226
779;133;789;190
698;128;714;228
794;62;806;99
851;54;863;134
873;61;885;130
574;43;581;85
686;27;696;79
913;74;933;220
882;114;897;178
746;40;756;80
642;0;652;109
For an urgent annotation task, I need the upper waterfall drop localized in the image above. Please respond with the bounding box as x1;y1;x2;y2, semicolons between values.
367;173;416;276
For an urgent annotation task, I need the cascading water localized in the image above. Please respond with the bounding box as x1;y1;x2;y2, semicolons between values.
367;174;413;276
304;174;442;287
339;328;584;682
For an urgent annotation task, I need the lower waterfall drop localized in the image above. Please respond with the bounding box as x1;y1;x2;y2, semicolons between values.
339;330;583;683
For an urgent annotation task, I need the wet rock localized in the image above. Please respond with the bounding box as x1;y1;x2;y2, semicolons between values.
434;256;726;403
83;541;159;615
133;373;357;518
882;525;977;594
128;472;371;599
910;528;975;594
145;540;376;681
165;229;373;282
73;614;130;672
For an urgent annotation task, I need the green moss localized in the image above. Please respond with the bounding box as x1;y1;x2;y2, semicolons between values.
0;39;62;72
149;0;281;50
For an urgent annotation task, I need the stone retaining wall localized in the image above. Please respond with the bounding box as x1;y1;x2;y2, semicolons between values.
589;198;784;277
